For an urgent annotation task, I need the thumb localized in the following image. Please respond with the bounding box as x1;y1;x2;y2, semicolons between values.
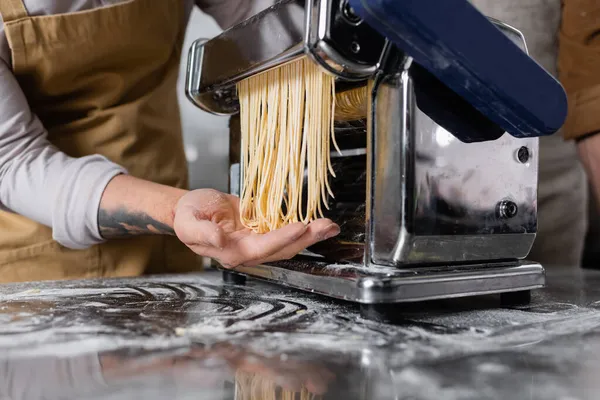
192;220;227;249
174;206;226;249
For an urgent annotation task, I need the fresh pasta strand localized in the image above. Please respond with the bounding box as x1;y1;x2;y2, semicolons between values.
334;86;368;121
237;57;366;233
234;370;321;400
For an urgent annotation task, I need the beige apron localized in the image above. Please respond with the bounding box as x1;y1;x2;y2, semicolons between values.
0;0;202;283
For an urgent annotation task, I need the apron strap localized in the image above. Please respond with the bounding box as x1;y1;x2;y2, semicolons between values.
0;0;28;23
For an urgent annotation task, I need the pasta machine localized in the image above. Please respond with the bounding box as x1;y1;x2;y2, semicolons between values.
185;0;568;305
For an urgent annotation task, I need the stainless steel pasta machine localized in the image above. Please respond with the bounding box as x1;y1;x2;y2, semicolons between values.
185;0;568;305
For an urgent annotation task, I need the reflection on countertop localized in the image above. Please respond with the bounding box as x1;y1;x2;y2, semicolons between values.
1;267;600;399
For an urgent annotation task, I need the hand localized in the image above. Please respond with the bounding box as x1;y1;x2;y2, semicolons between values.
100;344;335;394
215;346;336;395
173;189;340;268
578;133;600;202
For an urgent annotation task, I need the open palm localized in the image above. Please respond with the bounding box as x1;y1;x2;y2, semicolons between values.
174;189;339;268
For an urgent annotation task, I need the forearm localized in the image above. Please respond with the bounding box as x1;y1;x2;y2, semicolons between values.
0;59;125;249
578;137;600;202
0;58;186;248
98;174;188;239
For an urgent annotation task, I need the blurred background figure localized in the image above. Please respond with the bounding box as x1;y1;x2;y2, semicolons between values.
558;0;600;268
452;1;589;267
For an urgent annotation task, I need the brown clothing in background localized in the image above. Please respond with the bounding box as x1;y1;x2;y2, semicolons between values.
559;0;600;140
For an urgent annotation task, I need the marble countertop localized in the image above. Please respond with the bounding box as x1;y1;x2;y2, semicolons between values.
0;266;599;400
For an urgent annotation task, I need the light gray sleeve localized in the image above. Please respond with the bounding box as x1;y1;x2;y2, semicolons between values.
0;59;127;249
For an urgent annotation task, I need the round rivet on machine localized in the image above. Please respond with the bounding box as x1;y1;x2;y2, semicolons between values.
496;200;518;219
516;146;530;163
351;41;361;54
342;1;362;25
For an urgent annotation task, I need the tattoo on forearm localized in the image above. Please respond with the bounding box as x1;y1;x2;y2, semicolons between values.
98;207;174;238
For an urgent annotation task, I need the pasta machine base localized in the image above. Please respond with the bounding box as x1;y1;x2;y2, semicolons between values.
219;259;544;305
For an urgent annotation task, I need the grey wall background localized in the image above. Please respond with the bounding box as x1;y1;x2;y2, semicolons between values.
177;9;228;191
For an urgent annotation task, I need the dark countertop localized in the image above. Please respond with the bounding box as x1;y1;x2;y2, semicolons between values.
1;266;600;400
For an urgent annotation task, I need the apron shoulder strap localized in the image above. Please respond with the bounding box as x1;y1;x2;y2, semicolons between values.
0;0;28;24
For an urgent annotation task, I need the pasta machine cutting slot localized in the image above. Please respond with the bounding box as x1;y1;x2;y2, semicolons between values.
185;0;568;305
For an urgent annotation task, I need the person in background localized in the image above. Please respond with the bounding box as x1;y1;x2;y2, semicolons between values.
0;0;340;283
470;0;589;268
558;0;600;268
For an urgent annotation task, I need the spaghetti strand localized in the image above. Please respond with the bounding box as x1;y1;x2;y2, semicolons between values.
237;57;339;233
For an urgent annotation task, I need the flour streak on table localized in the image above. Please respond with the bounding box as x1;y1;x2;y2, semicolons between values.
0;268;599;399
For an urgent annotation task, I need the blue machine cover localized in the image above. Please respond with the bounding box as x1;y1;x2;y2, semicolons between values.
348;0;568;138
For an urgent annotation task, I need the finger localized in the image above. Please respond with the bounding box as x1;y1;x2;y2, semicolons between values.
232;222;308;264
273;374;304;392
246;219;338;266
236;359;273;376
305;378;329;395
247;219;340;266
